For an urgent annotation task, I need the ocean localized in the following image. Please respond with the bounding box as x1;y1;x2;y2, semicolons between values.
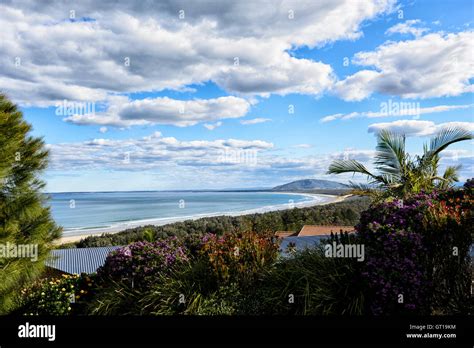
48;191;332;236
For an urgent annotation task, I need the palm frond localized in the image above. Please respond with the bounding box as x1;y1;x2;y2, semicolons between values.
443;165;461;181
435;165;462;189
374;130;406;176
346;181;384;199
424;127;473;162
327;160;378;180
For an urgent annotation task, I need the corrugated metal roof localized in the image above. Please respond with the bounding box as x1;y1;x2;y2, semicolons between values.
46;246;122;274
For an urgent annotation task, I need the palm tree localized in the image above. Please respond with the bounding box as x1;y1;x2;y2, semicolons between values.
327;127;472;200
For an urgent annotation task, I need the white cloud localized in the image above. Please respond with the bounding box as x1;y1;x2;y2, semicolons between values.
329;149;376;162
334;70;380;101
335;31;474;100
386;19;428;37
64;96;251;127
99;126;108;133
45;130;375;187
0;0;395;106
293;144;313;149
215;56;336;96
203;121;222;130
47;131;274;171
321;103;473;122
240;118;272;125
440;149;472;160
368;120;474;136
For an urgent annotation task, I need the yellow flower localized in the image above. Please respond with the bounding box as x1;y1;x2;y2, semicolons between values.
61;288;66;291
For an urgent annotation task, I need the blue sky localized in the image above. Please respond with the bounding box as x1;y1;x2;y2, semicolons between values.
1;0;473;192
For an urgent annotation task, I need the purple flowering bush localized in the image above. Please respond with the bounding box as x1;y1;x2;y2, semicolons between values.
97;237;189;288
357;187;472;315
90;231;280;315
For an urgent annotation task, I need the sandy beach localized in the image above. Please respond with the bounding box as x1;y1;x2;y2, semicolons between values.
56;193;350;245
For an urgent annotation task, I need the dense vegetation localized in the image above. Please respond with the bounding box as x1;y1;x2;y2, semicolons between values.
357;184;473;315
16;184;472;316
74;197;369;248
0;95;61;314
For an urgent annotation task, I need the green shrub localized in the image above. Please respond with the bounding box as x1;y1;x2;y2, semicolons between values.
198;231;279;289
88;231;279;315
255;234;365;315
15;273;95;315
86;278;141;315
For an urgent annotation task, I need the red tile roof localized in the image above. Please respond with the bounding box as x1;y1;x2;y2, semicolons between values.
297;225;354;236
274;231;297;238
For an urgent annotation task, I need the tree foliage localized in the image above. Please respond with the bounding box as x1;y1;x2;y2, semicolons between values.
0;94;61;313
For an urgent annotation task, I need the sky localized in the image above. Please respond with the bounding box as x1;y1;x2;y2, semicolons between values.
0;0;473;192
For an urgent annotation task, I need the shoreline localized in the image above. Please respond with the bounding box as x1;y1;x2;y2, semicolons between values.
56;193;350;245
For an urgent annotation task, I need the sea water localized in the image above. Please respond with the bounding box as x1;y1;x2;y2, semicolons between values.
48;191;329;235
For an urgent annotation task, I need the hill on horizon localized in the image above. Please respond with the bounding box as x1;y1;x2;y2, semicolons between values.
272;179;348;191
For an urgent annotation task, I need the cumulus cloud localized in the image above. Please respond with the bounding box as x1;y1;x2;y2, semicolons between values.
240;118;272;125
0;0;395;106
335;31;474;100
440;149;472;160
214;56;335;96
203;121;222;130
64;96;251;127
320;103;473;122
334;70;380;101
45;130;377;187
385;19;428;37
47;131;274;171
367;120;474;136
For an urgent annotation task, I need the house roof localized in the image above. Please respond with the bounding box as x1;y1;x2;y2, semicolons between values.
274;231;297;238
45;246;122;275
297;225;354;236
